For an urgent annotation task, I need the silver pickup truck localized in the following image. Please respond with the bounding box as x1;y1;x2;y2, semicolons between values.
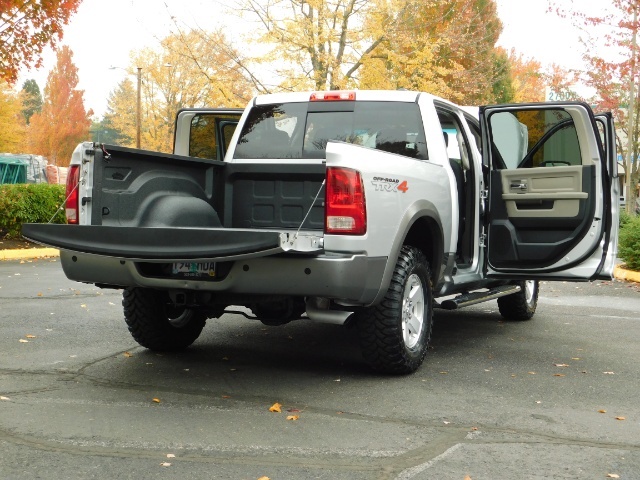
23;90;620;373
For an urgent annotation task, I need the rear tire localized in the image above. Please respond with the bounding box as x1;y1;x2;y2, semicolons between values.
497;280;539;321
356;246;433;374
122;288;206;350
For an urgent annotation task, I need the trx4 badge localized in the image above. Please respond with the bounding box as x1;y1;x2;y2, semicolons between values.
372;177;409;193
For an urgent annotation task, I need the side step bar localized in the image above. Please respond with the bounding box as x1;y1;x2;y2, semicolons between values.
437;285;521;311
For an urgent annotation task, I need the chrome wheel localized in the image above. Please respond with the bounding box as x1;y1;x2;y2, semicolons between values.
402;273;425;349
523;280;536;307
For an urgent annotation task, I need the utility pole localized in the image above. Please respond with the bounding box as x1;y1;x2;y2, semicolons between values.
625;5;638;213
136;67;142;150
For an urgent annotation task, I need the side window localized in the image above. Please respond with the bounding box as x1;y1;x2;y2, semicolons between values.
189;113;239;160
488;109;581;170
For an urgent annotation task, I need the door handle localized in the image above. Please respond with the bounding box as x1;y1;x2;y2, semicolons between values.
510;182;528;191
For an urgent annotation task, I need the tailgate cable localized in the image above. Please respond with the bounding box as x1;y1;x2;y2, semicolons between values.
289;179;325;246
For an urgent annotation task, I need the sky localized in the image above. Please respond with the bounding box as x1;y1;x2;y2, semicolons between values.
16;0;591;118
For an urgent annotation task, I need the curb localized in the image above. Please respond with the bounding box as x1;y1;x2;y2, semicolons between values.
613;265;640;284
0;248;60;261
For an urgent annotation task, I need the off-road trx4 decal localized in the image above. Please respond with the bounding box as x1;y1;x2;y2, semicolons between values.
372;177;409;193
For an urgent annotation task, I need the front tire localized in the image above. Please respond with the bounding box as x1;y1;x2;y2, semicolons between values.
497;280;539;321
122;288;206;350
356;246;433;374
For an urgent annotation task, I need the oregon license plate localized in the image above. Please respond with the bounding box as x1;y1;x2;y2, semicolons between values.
171;262;216;278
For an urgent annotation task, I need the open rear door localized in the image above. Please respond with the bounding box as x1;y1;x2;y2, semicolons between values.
173;108;243;159
480;102;618;280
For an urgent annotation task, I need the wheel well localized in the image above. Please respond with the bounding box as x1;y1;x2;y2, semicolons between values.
402;216;443;282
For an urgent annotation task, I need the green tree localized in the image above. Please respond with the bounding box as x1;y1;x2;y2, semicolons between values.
20;79;42;124
101;78;136;147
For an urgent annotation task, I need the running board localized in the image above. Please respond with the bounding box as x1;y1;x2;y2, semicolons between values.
437;285;521;311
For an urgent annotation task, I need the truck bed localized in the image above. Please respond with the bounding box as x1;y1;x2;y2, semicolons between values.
23;145;326;259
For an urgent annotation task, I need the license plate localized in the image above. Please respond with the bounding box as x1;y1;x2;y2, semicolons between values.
171;262;216;278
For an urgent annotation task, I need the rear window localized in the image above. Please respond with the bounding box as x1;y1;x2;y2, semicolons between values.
234;101;428;160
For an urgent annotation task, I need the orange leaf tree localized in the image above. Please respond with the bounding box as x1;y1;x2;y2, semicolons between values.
0;0;82;84
28;46;91;165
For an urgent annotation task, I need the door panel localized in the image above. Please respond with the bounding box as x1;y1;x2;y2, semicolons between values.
481;102;614;279
500;166;585;218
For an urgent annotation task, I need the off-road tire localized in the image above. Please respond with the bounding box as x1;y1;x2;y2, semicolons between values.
356;246;433;374
122;287;206;350
497;280;539;321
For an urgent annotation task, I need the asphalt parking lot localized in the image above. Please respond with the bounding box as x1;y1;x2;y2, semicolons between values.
0;257;639;479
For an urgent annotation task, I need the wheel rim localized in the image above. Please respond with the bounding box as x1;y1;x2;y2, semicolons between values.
402;274;425;349
523;280;536;306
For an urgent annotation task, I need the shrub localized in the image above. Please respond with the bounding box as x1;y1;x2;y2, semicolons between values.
0;184;66;239
618;214;640;271
619;209;632;228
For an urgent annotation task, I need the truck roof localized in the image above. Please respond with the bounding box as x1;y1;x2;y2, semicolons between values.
252;89;452;106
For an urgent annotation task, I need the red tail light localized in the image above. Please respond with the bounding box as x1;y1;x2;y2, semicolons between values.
310;91;356;101
325;167;366;235
65;165;80;224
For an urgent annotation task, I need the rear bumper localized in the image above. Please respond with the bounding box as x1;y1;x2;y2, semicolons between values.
59;250;386;305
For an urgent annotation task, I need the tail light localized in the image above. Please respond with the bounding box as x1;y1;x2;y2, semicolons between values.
325;167;366;235
310;91;356;101
65;165;80;224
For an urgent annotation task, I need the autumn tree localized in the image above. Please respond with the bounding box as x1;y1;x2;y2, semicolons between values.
506;49;545;103
20;78;42;124
28;46;91;165
0;80;26;152
104;30;252;153
551;0;640;213
101;78;136;147
239;0;385;91
0;0;82;83
359;0;506;104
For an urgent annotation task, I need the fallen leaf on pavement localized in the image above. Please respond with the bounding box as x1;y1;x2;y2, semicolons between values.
0;396;9;401
598;409;607;414
160;462;171;467
607;474;620;479
258;476;271;480
553;374;565;377
615;416;625;421
269;402;282;413
123;352;133;358
18;339;28;343
464;476;472;480
152;398;161;403
554;363;570;367
37;293;42;297
26;334;36;338
528;372;536;375
222;395;231;399
603;371;615;375
166;454;175;458
286;415;299;421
